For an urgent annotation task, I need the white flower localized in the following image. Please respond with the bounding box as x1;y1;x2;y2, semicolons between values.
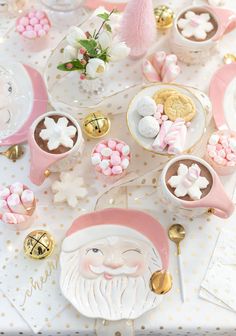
64;45;78;61
39;116;77;151
52;172;88;208
109;40;130;61
177;11;214;40
66;26;86;48
86;58;106;78
98;30;113;49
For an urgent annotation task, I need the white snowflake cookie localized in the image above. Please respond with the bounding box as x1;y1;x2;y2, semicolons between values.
136;96;157;117
168;163;209;200
40;116;77;151
138;116;160;138
177;11;214;40
52;172;88;208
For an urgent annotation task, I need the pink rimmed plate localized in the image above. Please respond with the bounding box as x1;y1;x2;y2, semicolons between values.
0;61;48;146
209;63;236;131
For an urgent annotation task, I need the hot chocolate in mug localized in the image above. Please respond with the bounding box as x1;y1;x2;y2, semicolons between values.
28;111;84;186
170;5;236;64
160;155;235;218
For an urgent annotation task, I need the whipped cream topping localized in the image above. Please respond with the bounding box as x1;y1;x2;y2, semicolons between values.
39;116;77;151
168;163;209;200
177;11;214;40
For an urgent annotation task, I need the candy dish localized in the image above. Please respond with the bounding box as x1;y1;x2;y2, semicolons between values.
127;84;206;155
209;63;236;131
60;208;171;320
0;60;48;146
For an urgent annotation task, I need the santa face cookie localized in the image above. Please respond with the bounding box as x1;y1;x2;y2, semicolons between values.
60;208;171;321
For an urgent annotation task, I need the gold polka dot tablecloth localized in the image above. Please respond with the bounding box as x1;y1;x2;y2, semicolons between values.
0;0;236;335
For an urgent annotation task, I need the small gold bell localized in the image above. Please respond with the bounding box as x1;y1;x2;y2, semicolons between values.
150;270;172;294
154;5;175;30
223;53;236;64
24;230;55;260
82;112;111;139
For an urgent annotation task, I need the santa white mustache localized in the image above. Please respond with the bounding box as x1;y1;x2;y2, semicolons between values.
89;264;138;276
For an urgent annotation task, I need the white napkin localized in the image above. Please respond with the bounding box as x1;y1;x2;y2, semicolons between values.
200;229;236;312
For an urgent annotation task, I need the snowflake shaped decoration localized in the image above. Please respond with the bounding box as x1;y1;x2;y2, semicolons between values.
177;11;214;40
40;117;77;151
168;163;209;200
52;172;88;208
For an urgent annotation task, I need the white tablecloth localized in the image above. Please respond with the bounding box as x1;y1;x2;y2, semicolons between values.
1;0;236;335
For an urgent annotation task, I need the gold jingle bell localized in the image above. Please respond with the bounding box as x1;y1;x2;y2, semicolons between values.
154;5;174;30
223;53;236;64
83;112;111;139
150;270;172;295
24;230;55;260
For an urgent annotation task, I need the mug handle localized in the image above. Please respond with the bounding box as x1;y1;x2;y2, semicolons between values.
208;6;236;41
184;174;235;218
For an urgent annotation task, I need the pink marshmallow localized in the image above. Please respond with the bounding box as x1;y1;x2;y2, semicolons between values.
37;29;46;37
112;150;120;156
21;189;35;210
110;154;121;166
218;149;226;158
26;25;33;31
95;143;106;153
99;160;110;170
101;147;112;157
107;140;117;150
116;143;124;153
19;17;29;26
121;145;130;156
91;153;102;165
23;30;37;39
43;24;50;32
0;199;10;213
40;18;49;25
103;167;112;176
112;165;123;175
30;17;39;26
7;193;27;214
0;187;10;200
28;12;36;19
225;147;232;154
10;182;24;195
16;25;25;33
121;158;130;169
35;11;45;19
2;212;26;225
216;144;222;151
208;150;217;158
34;24;42;32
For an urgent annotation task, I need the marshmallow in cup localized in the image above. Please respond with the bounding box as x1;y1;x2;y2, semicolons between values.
160;155;235;219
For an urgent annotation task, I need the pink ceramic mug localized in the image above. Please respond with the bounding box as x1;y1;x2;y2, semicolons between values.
160;155;235;219
170;5;236;64
28;111;84;186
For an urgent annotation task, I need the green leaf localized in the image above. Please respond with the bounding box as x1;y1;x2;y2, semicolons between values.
79;39;97;55
57;60;85;72
105;23;112;32
97;12;110;21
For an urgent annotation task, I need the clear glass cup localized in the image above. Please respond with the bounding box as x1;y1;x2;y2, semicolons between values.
40;0;83;11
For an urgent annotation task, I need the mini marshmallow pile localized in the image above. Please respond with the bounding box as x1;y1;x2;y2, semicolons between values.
207;133;236;166
91;139;130;176
16;10;51;39
136;96;188;154
0;182;35;225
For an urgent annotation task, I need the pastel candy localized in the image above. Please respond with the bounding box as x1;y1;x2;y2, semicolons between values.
216;144;222;151
40;18;49;25
112;165;123;175
101;147;112;157
96;143;106;153
116;143;124;152
0;199;9;212
227;153;236;161
30;17;39;26
38;29;46;37
10;182;24;195
35;11;45;19
34;24;42;32
110;154;121;166
99;160;110;170
218;149;226;158
26;25;33;31
91;153;102;165
28;12;35;19
108;140;117;150
121;158;130;169
208;150;217;158
209;134;220;145
103;167;112;176
23;30;37;39
19;17;29;26
122;145;130;156
138;116;160;138
136;96;157;117
0;187;10;200
229;138;236;152
112;150;120;156
16;25;25;33
21;189;35;209
43;24;50;32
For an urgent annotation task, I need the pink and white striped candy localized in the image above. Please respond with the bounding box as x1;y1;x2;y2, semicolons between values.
16;11;51;39
21;189;35;209
207;132;236;167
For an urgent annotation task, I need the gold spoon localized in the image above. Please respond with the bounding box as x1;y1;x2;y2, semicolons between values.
168;224;186;302
0;144;24;162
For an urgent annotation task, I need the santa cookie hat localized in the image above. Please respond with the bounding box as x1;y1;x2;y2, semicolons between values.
62;208;169;271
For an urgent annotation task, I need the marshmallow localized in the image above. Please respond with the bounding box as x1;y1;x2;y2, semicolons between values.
91;153;102;165
138;116;160;138
107;140;117;150
218;149;226;158
229;138;236;152
110;154;121;166
121;158;130;169
10;182;24;195
209;134;220;145
116;143;124;153
99;160;110;170
103;167;112;176
136;96;157;117
96;143;106;153
112;166;123;175
122;145;130;156
7;193;27;215
101;147;113;157
0;187;10;200
21;190;35;210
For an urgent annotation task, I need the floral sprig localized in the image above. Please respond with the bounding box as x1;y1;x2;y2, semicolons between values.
57;10;130;80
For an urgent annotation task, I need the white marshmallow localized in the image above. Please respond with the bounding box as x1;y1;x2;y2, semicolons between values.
136;96;157;117
209;134;220;145
101;147;113;157
138;116;160;138
121;158;130;169
229;138;236;153
218;149;226;158
99;160;110;170
122;145;130;156
91;153;102;166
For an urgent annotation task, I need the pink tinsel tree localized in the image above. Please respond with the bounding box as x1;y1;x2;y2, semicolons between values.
120;0;156;58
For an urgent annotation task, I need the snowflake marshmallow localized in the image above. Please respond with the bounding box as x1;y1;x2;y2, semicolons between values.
39;117;77;151
177;11;214;40
168;163;209;200
52;171;88;208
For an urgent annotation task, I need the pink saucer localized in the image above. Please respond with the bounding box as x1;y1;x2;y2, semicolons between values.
209;63;236;131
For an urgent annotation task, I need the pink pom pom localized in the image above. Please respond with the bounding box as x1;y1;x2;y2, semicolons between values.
19;16;29;26
30;17;39;26
108;140;117;150
110;154;121;166
112;165;123;175
16;25;25;33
